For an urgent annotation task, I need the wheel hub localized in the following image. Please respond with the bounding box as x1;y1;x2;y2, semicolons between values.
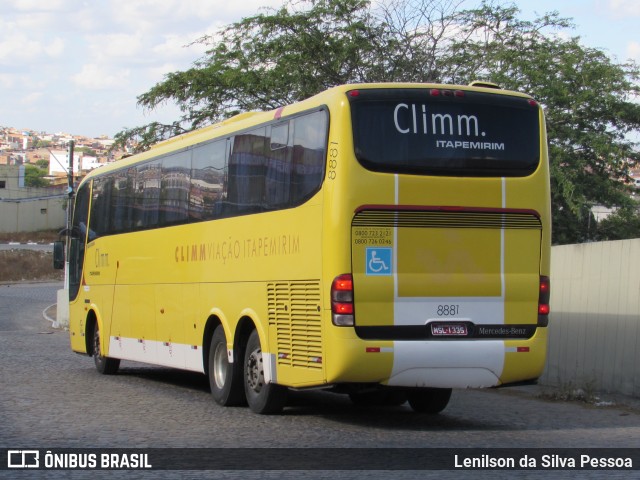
94;330;101;357
246;349;264;393
213;343;228;389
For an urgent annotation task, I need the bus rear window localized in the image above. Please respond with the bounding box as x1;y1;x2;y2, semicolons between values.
349;88;540;177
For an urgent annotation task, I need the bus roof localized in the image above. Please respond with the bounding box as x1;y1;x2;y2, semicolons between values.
81;82;533;184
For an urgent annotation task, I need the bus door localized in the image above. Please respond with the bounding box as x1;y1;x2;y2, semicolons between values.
68;182;91;302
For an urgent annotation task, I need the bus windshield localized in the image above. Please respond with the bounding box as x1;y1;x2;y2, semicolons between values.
349;88;540;177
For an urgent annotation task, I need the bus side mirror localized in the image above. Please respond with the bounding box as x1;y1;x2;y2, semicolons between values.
53;241;65;270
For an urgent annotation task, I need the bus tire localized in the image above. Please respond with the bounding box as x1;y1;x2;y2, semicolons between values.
209;325;245;406
244;330;287;414
93;322;119;375
407;388;452;414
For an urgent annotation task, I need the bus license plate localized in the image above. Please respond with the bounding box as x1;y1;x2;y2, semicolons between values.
431;324;468;336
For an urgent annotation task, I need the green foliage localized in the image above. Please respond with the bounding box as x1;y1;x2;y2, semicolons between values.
114;0;640;244
75;147;98;157
595;204;640;241
447;3;640;243
24;164;49;188
35;159;49;169
112;121;188;153
33;139;52;148
137;0;386;131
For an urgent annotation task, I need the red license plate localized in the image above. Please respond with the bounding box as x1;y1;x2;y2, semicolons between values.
431;324;468;336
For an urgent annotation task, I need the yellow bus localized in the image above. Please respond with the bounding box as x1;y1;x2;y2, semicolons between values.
55;82;551;414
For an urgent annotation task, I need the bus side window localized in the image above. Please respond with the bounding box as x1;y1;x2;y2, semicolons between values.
140;162;161;229
160;150;191;226
110;169;133;233
90;177;112;237
266;122;292;209
291;110;328;204
228;128;267;215
190;140;227;221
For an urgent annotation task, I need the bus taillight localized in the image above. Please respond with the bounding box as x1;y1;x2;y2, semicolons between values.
332;274;354;326
429;89;465;98
538;276;550;326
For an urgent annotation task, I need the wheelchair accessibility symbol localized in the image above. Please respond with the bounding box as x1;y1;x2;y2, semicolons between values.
366;248;392;276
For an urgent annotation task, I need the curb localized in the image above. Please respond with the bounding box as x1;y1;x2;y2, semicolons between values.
43;303;61;329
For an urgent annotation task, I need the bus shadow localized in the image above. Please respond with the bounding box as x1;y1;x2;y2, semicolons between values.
114;364;512;431
117;365;211;393
283;389;511;431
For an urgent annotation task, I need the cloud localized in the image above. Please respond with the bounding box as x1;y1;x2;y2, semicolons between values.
71;64;131;90
108;0;286;33
4;0;88;32
628;41;640;62
85;33;145;61
6;0;76;12
0;12;65;64
607;0;640;17
22;92;44;105
44;37;65;57
152;33;208;62
0;74;15;88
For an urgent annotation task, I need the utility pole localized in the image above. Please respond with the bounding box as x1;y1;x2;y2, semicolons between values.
64;140;74;291
56;140;74;329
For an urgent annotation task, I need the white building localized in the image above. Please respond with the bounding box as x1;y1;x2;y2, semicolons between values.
48;150;103;176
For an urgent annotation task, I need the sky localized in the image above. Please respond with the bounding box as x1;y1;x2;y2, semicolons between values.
1;0;639;139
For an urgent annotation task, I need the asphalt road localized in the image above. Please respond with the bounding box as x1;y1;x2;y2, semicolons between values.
0;283;638;479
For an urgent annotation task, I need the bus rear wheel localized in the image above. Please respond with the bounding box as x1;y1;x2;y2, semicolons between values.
93;323;119;375
208;325;245;406
244;330;287;414
407;388;452;414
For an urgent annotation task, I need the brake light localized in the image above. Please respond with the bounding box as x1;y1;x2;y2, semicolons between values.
538;276;550;326
430;89;465;98
332;274;354;326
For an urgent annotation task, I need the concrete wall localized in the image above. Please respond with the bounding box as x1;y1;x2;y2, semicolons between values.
0;197;67;233
0;164;67;233
541;239;640;397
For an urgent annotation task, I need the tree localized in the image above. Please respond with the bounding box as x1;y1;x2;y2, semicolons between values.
76;147;97;157
115;0;387;150
35;159;49;170
595;204;640;241
33;139;52;149
24;164;49;188
114;0;464;150
444;3;640;243
114;0;640;244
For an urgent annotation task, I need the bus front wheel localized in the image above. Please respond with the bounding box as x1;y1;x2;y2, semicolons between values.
92;323;119;375
208;325;245;406
244;330;287;414
407;388;452;414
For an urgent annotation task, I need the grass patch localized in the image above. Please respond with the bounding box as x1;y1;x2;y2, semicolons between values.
538;381;616;407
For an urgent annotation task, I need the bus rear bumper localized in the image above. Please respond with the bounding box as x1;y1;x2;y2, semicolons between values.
325;328;547;389
380;340;503;389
